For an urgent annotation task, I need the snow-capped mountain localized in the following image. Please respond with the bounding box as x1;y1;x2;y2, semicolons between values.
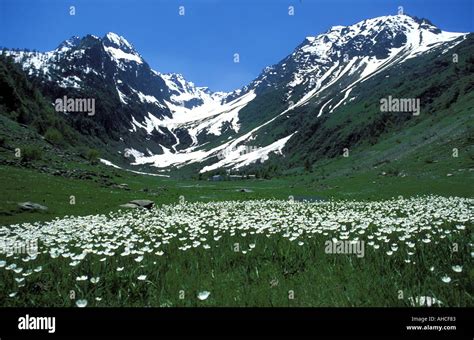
246;15;465;103
2;15;470;173
3;32;244;155
130;14;467;172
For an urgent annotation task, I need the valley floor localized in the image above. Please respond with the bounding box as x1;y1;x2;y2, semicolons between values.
0;164;472;307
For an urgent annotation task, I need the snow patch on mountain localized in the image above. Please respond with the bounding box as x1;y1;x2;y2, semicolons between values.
116;86;129;104
200;133;296;173
104;46;143;65
58;75;82;89
99;158;169;177
129;87;164;106
130;112;165;135
330;88;353;113
104;32;134;50
160;89;256;144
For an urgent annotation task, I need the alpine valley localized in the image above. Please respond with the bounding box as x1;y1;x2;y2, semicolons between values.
0;11;473;309
1;14;472;177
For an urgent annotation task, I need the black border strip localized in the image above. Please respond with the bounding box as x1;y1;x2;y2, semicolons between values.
0;307;472;339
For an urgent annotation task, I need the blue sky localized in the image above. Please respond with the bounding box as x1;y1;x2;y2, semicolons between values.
1;0;472;92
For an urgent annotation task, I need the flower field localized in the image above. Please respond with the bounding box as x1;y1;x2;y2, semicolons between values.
0;195;472;307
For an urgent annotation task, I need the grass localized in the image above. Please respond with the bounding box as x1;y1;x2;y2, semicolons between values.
0;197;472;307
1;155;473;226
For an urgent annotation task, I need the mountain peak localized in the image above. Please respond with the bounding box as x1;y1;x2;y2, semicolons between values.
350;14;447;36
297;13;457;59
101;32;143;65
57;35;82;51
103;32;135;51
327;14;439;34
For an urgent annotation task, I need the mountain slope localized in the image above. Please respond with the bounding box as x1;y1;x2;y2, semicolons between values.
125;14;470;172
0;14;471;176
